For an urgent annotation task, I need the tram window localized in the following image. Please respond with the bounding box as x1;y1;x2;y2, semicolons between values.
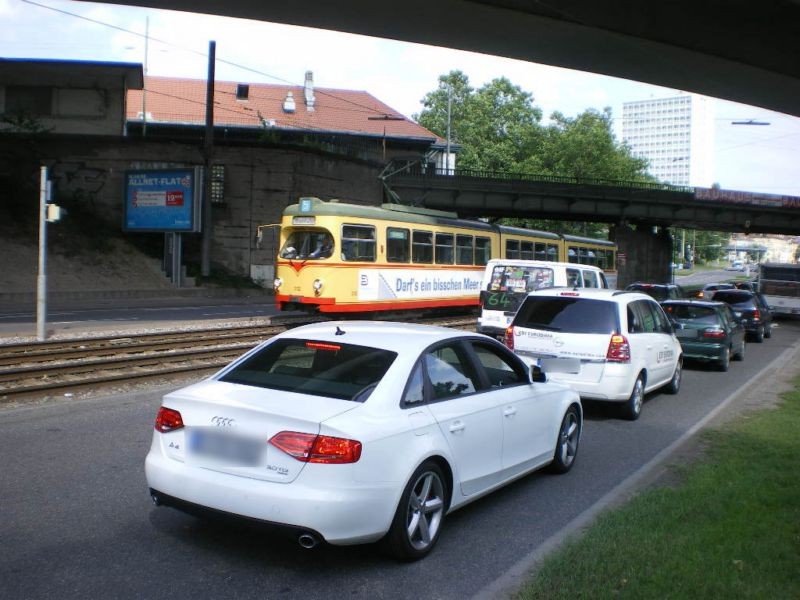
435;233;455;264
412;230;433;263
456;235;473;265
475;237;491;265
535;243;547;261
280;230;334;260
568;247;579;263
387;228;410;263
341;224;376;262
547;244;558;261
586;250;597;266
506;239;520;259
520;241;534;260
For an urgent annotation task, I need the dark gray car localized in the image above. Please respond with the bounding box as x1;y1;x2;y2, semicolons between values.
711;289;773;342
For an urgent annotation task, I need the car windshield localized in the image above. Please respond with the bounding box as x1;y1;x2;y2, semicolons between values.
514;296;619;334
279;230;334;260
712;292;755;309
486;265;556;293
219;339;397;401
663;304;719;325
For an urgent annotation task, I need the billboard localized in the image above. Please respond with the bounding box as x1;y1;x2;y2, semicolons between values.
124;168;201;232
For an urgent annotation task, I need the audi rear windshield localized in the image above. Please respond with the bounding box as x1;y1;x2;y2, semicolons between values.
219;339;397;402
513;296;619;334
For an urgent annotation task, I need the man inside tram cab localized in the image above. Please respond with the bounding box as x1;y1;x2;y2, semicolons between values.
310;238;333;259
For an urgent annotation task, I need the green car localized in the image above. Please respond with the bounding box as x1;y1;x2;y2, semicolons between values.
662;300;746;371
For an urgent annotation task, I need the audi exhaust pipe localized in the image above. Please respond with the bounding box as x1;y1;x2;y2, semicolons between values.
298;532;319;549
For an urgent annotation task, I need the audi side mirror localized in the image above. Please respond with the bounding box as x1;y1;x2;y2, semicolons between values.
530;364;547;383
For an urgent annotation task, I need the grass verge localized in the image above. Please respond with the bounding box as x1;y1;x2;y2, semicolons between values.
517;380;800;599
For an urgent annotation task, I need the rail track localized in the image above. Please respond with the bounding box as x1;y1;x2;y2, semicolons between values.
0;316;476;401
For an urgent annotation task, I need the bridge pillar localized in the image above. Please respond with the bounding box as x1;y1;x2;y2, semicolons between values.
611;224;672;288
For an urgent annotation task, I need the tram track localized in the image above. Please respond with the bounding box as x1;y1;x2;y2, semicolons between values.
0;316;476;401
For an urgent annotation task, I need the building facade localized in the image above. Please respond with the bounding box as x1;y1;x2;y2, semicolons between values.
621;94;714;187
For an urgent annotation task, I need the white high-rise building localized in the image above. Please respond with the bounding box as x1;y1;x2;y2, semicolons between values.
621;94;715;187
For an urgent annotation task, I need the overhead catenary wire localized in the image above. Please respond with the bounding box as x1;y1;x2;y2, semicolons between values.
20;0;410;122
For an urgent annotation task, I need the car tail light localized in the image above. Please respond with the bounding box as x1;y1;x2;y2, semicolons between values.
702;328;726;338
269;431;362;464
752;309;761;322
606;334;631;362
155;407;184;432
504;326;514;350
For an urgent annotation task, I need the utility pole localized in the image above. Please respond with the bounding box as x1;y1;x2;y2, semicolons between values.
142;16;149;136
445;84;452;174
36;167;48;340
201;40;216;278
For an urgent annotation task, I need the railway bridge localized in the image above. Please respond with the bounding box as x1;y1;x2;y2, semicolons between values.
381;160;800;286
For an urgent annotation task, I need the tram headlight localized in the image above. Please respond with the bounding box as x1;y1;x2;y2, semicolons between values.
312;278;324;295
273;277;283;291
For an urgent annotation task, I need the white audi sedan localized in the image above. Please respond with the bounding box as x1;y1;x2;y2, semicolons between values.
145;321;581;560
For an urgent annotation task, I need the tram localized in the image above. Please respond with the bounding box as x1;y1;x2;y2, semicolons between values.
271;197;617;314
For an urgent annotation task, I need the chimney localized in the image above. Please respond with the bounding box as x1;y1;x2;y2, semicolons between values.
304;71;315;112
283;91;296;113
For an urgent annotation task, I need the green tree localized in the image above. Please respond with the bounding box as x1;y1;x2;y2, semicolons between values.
416;72;544;172
538;109;650;181
415;73;654;238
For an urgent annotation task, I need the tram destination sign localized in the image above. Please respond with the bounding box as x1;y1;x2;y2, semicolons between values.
123;168;202;232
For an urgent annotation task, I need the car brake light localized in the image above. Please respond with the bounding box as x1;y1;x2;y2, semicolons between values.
606;334;631;362
269;431;362;464
155;407;184;432
560;291;580;296
702;328;726;338
752;309;761;321
504;327;514;350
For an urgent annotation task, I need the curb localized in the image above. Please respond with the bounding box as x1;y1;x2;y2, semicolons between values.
473;337;800;600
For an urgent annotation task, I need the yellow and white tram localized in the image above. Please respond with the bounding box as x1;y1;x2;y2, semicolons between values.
272;197;616;314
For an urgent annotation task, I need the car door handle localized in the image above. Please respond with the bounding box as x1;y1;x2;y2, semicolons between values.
503;407;517;418
449;421;466;433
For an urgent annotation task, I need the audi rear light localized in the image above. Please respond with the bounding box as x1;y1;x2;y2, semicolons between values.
606;334;631;362
269;431;362;464
155;407;184;432
702;328;726;339
504;327;514;350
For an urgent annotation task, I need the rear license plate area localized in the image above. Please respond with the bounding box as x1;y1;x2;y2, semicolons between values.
188;429;265;466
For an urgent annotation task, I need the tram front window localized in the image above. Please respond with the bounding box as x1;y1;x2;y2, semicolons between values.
280;230;334;260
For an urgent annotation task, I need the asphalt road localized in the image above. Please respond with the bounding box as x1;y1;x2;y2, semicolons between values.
1;320;797;600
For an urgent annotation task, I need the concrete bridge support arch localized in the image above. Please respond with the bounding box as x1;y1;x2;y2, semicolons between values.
611;224;673;289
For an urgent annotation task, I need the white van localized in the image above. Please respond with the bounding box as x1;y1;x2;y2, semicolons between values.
477;259;609;339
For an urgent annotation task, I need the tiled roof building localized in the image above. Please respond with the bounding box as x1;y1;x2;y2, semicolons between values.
127;72;438;143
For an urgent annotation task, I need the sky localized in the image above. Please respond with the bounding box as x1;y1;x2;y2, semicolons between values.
2;0;799;196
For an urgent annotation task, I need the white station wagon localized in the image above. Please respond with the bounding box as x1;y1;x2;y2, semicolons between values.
145;321;582;560
506;288;683;420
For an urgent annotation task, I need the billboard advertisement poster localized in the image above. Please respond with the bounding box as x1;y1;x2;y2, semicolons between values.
124;168;201;232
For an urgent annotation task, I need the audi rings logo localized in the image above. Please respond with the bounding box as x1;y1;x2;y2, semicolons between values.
211;416;235;427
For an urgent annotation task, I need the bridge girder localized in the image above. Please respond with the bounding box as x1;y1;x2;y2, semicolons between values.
387;177;800;235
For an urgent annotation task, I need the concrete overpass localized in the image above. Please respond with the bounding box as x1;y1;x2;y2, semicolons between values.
382;161;800;236
96;0;800;118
